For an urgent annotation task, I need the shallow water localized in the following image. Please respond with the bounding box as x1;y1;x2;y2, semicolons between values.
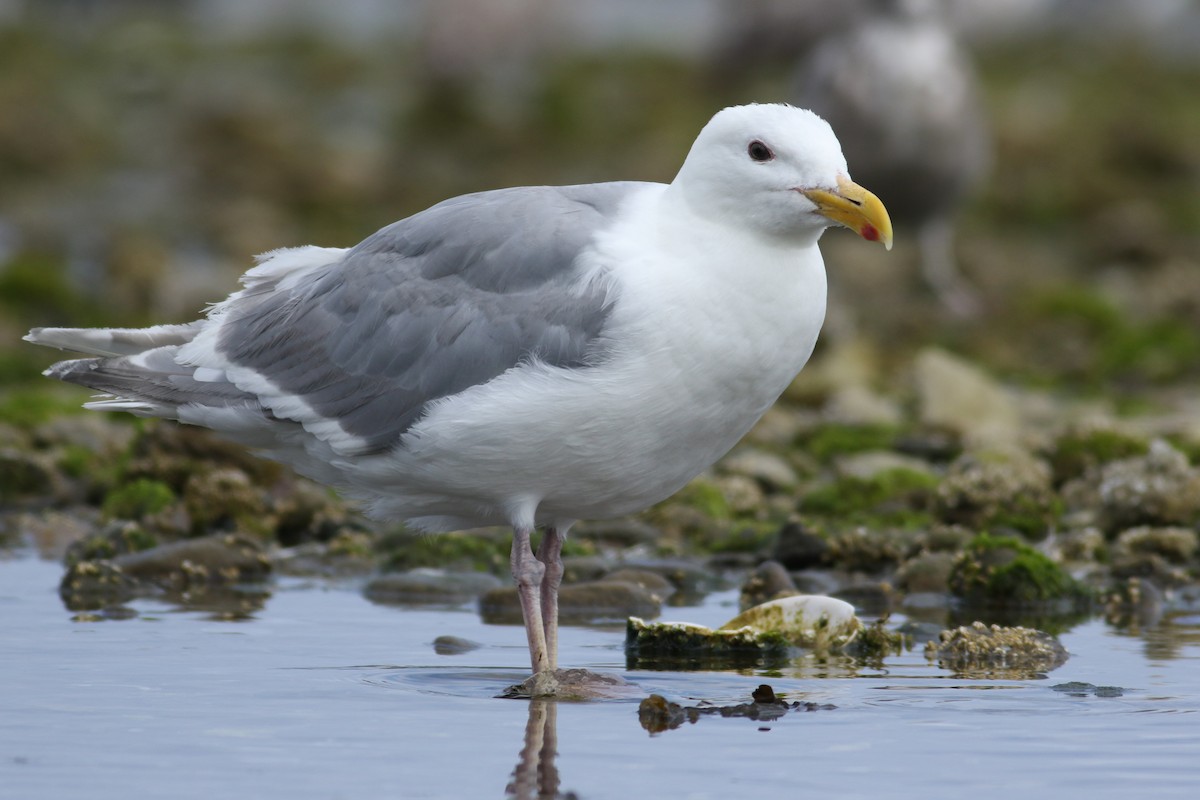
2;554;1198;800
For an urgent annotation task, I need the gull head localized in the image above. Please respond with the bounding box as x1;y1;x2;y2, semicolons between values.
672;103;892;249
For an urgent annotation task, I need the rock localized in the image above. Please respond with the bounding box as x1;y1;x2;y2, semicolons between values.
711;474;765;514
1103;577;1164;628
913;348;1020;447
773;520;830;570
10;509;98;560
895;551;957;594
833;581;895;616
827;526;913;572
617;558;722;598
559;555;611;584
1046;423;1149;484
1066;440;1200;533
625;617;790;669
572;519;662;547
364;569;503;606
637;686;834;734
479;580;662;625
824;385;904;427
834;450;937;481
719;449;800;492
59;559;140;611
925;622;1069;676
719;594;861;650
499;668;636;700
739;560;798;610
1113;526;1198;564
432;635;482;655
112;533;271;590
948;532;1090;607
65;519;157;567
935;449;1058;540
1052;527;1107;564
0;448;63;505
600;568;675;597
183;468;270;536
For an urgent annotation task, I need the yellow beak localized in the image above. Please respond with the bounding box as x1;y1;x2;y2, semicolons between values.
801;176;893;251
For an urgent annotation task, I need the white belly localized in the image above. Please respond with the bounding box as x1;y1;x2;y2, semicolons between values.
348;208;829;531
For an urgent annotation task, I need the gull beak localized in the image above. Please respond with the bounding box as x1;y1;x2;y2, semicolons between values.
801;175;894;251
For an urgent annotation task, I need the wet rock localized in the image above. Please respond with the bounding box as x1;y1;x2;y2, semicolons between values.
559;555;611;584
1051;682;1125;698
833;582;895;617
432;635;482;655
719;448;800;492
100;478;177;523
33;415;136;460
271;529;377;577
918;524;973;553
1065;440;1200;533
925;622;1069;676
1103;576;1164;628
773;520;830;570
895;551;957;594
739;560;798;610
1109;553;1190;591
59;559;140;610
64;520;157;567
113;533;271;590
1112;526;1198;564
1046;424;1149;485
364;569;503;606
8;509;98;560
618;558;722;599
935;449;1058;540
183;468;270;536
600;568;675;597
637;686;835;734
948;533;1090;608
719;594;861;650
824;384;904;428
480;580;662;626
0;448;63;505
625;617;789;669
914;348;1020;447
271;479;351;546
834;451;937;481
827;526;913;572
1052;526;1107;564
842;618;905;660
893;425;963;463
500;668;635;700
572;519;662;548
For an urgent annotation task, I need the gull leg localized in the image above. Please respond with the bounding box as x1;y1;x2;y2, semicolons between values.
511;525;549;674
536;527;564;670
918;215;980;318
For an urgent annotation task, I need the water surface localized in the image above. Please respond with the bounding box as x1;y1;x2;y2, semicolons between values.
2;555;1197;799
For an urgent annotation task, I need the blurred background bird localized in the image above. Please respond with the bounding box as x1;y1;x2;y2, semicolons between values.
795;0;991;316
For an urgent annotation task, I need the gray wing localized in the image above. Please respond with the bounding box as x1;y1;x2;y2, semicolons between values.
215;182;642;454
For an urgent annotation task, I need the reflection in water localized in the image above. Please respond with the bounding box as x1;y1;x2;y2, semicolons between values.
505;699;574;800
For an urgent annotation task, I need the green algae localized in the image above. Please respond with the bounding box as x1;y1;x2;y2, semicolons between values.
800;467;937;529
101;478;175;521
949;533;1092;608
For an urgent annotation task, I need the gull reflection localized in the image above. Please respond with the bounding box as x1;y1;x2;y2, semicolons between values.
505;699;577;800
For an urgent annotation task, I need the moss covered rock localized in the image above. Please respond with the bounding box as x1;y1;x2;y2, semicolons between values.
949;533;1091;607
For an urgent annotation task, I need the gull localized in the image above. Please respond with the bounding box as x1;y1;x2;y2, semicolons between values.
26;103;891;678
797;0;989;315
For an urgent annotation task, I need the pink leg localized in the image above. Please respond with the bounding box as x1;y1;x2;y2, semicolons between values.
511;526;549;674
536;528;564;671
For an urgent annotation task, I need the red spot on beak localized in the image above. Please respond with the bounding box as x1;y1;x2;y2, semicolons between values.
861;224;879;242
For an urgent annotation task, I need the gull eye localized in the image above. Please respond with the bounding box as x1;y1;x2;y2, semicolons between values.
747;140;774;162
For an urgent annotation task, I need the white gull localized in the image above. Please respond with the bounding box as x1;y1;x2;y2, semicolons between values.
26;103;892;678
